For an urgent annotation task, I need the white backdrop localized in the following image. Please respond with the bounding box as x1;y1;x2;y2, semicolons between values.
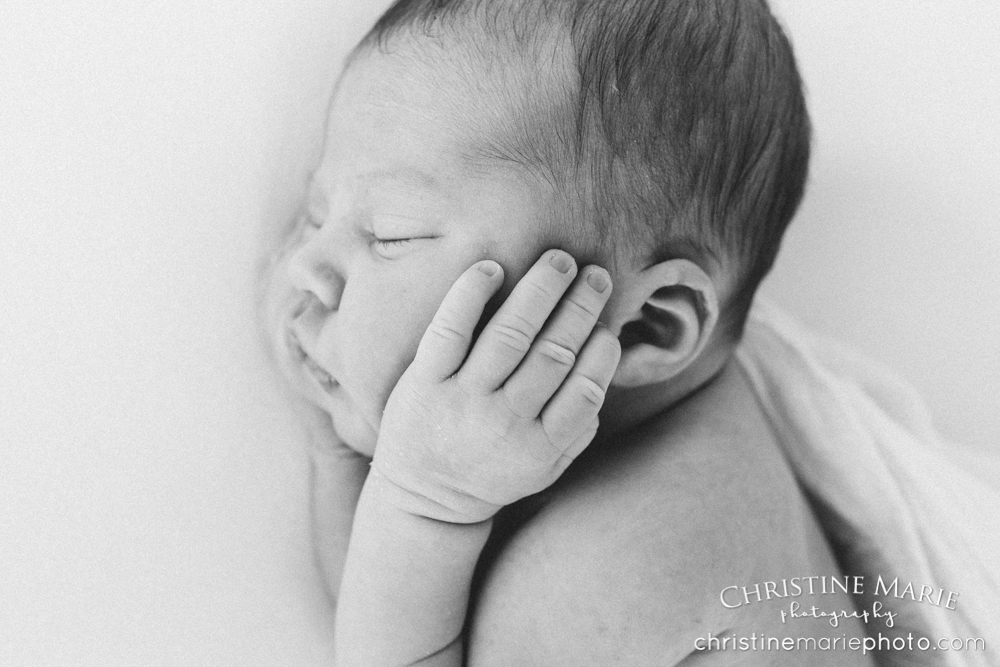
764;0;1000;451
0;2;391;665
1;1;997;664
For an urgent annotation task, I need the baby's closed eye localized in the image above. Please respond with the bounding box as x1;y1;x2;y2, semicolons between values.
372;236;415;258
370;215;441;258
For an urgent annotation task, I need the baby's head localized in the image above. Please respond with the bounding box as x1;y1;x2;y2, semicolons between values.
359;0;811;330
265;0;809;454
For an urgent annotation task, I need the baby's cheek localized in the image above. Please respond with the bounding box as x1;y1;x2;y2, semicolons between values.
324;407;378;459
342;316;403;401
258;257;299;362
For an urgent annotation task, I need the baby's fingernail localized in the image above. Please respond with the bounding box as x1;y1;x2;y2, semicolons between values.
478;261;500;277
587;269;610;293
549;250;573;274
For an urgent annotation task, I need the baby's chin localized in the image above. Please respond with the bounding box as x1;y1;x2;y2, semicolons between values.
287;389;377;460
329;408;378;459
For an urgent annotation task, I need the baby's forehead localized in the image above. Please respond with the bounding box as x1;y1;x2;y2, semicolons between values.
332;52;494;153
324;41;598;252
344;35;572;127
332;52;554;178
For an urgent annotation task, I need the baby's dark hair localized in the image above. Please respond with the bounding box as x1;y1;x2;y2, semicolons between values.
359;0;811;342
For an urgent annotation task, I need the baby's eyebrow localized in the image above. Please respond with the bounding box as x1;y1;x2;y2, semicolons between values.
305;166;457;219
359;167;460;214
361;167;445;195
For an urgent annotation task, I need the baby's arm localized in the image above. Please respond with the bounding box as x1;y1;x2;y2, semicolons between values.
334;251;619;666
302;405;369;605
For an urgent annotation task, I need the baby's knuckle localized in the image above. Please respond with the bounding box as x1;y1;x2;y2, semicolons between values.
537;339;576;367
499;385;534;419
491;321;533;353
542;322;581;351
526;279;557;302
564;294;601;320
428;319;468;343
453;283;480;300
447;285;478;310
539;426;568;458
508;312;538;334
577;377;606;407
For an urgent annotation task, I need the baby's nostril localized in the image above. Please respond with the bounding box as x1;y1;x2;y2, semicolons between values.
286;329;306;361
291;293;315;320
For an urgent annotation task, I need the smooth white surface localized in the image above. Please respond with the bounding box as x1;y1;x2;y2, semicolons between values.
0;1;391;665
1;1;996;664
764;1;1000;451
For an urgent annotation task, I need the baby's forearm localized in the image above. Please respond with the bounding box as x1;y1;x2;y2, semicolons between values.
310;444;369;604
333;467;491;667
294;399;372;603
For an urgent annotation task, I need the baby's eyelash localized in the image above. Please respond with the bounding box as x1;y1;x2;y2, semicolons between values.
375;238;412;248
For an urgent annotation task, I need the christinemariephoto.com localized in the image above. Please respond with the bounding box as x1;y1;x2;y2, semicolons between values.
700;575;986;659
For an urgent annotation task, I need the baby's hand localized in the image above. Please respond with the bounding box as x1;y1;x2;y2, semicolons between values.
370;250;620;524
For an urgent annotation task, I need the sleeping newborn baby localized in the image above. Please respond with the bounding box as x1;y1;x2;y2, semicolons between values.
258;0;960;664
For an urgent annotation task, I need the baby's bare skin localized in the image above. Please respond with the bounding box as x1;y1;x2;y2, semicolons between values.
329;252;621;665
260;17;877;664
467;360;873;666
299;348;877;665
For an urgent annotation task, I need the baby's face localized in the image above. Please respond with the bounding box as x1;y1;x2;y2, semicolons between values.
267;48;569;456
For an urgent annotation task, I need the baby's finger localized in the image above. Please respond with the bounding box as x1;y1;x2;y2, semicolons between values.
502;266;612;418
461;250;577;392
411;260;505;381
555;417;599;474
540;324;621;450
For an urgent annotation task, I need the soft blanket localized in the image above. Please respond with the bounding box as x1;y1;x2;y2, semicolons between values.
736;300;1000;667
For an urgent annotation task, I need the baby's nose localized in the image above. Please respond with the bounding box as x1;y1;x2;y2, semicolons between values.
287;242;343;311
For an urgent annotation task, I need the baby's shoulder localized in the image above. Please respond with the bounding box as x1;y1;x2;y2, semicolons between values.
467;365;817;665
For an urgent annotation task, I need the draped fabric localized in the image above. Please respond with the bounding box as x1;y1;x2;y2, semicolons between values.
735;300;1000;667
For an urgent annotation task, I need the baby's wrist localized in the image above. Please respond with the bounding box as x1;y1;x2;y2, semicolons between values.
365;463;501;525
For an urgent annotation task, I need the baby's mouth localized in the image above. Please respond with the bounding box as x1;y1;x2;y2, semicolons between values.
304;354;336;392
287;330;337;393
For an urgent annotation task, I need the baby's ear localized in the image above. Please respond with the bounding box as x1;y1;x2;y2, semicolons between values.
610;259;719;389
